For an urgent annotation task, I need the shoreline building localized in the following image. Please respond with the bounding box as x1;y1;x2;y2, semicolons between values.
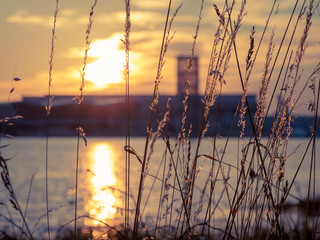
177;56;199;96
175;56;200;135
4;56;313;137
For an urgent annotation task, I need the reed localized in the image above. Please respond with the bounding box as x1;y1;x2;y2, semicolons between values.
73;1;98;240
123;0;131;238
45;1;59;239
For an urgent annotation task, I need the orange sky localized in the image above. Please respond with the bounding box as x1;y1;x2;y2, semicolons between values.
0;0;319;114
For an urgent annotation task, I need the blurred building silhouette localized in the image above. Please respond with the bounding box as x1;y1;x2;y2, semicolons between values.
177;56;199;96
1;94;257;137
0;56;314;137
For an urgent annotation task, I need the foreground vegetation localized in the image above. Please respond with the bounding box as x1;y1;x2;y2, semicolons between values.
1;0;320;239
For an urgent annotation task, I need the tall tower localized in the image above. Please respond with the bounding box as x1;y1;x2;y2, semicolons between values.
177;56;199;96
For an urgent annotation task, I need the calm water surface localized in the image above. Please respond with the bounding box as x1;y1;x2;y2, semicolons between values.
0;137;317;238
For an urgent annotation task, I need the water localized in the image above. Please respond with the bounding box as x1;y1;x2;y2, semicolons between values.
0;137;318;238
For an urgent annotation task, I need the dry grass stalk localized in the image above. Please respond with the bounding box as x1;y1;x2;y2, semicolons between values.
73;1;98;240
185;2;248;235
180;0;204;140
0;155;33;240
151;3;182;114
74;0;98;105
0;70;22;144
45;1;59;239
254;30;275;139
46;0;59;116
133;3;182;238
123;0;131;237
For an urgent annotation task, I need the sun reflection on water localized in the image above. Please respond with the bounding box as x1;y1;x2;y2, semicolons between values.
85;143;120;226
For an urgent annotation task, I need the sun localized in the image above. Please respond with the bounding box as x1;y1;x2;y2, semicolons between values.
85;35;126;88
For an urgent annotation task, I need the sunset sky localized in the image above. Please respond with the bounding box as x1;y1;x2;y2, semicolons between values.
0;0;319;114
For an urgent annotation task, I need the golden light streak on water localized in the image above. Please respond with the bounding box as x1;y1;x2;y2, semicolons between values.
84;143;121;228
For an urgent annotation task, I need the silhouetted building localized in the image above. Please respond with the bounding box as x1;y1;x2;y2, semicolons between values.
177;56;199;96
1;93;316;137
7;56;316;137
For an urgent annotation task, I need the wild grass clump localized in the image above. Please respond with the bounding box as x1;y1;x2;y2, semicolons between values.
124;0;320;239
1;0;320;239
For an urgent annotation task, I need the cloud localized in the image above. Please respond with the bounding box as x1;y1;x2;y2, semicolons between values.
59;9;78;17
6;9;85;28
96;11;164;30
95;12;124;23
132;0;169;10
6;10;52;27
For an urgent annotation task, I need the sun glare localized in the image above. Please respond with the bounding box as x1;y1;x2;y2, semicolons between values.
85;143;120;227
85;34;127;88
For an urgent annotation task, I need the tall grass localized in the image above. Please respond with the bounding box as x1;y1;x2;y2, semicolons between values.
45;1;59;239
127;0;320;239
123;0;131;238
73;1;98;240
1;0;320;239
